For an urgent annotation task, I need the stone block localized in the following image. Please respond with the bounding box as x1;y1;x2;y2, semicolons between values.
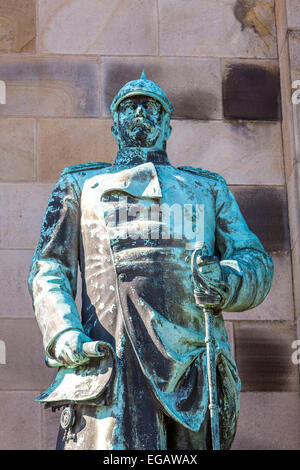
288;31;300;164
232;392;300;450
222;60;282;121
38;0;157;55
159;0;277;58
0;183;53;249
287;162;300;249
223;253;294;321
275;0;287;56
286;0;300;29
282;100;297;181
288;30;300;76
234;321;299;392
278;28;291;117
168;120;284;186
101;57;222;120
38;119;117;182
231;186;290;253
0;391;41;450
292;237;300;320
0;319;56;390
0;250;35;317
0;0;36;53
279;37;296;180
0;119;35;182
42;406;60;450
0;57;100;117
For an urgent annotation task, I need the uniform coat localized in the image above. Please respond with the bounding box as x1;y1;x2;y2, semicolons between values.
28;149;273;450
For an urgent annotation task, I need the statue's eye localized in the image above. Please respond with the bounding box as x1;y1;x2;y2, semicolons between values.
120;102;135;112
128;104;136;112
147;103;161;114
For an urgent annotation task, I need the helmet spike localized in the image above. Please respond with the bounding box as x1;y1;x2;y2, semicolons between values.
110;71;174;115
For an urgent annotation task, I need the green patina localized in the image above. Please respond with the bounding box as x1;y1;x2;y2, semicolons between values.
29;71;273;450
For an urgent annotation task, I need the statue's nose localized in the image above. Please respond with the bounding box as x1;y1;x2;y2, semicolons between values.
135;105;146;118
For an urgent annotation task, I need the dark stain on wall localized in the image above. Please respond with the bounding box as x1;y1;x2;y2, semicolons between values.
233;0;275;48
223;62;282;121
235;322;298;392
234;0;256;29
231;186;289;253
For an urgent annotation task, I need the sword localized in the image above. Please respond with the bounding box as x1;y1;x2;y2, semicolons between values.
191;242;225;451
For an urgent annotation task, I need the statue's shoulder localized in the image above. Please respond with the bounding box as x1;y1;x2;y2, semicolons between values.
177;165;227;185
61;161;112;177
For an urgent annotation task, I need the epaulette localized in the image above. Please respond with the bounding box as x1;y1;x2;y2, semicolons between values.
61;161;112;177
177;166;227;185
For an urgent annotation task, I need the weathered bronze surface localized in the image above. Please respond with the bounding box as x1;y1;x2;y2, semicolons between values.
28;71;273;450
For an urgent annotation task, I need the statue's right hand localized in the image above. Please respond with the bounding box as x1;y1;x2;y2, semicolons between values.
53;330;93;367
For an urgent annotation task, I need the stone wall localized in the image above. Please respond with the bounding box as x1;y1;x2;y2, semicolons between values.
0;0;299;450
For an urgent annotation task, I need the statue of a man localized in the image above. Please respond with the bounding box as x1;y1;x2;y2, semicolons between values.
28;72;273;450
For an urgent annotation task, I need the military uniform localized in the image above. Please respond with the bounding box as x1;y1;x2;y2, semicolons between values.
28;148;273;450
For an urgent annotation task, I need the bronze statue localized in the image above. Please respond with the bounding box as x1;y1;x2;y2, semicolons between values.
28;71;273;450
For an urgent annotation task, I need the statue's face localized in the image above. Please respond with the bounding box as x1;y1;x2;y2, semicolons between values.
113;96;168;148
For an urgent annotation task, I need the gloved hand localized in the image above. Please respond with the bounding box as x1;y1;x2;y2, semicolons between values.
53;329;93;367
197;254;222;282
192;247;231;312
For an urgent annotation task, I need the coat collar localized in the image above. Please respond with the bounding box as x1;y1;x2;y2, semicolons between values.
113;148;171;167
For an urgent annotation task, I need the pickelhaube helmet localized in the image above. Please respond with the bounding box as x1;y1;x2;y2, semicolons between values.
110;70;174;116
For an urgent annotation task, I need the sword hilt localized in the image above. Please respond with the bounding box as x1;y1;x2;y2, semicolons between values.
191;243;224;310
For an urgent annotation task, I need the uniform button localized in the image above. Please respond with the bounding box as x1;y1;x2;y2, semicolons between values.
119;273;127;282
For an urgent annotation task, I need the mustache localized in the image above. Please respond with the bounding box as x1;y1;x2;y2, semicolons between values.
129;117;153;131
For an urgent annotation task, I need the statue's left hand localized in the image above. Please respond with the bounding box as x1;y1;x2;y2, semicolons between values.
197;254;222;282
194;254;230;311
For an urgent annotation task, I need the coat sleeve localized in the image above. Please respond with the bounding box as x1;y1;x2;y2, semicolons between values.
28;173;84;357
215;181;274;312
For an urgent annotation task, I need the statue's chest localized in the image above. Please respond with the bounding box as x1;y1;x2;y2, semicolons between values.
80;164;216;250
